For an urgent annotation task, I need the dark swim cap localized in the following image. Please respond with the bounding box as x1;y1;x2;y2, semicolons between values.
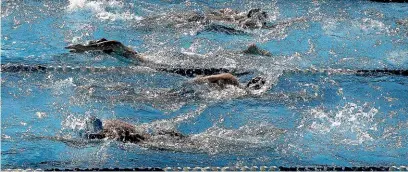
247;9;261;18
246;76;266;90
247;9;268;19
80;116;103;139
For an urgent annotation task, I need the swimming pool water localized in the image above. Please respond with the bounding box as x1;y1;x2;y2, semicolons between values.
2;0;408;169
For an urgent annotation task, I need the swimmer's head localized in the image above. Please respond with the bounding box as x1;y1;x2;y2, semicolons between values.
80;116;103;139
246;76;266;90
247;8;268;26
248;9;267;19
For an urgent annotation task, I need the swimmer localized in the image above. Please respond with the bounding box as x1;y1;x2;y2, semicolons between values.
65;39;271;76
140;8;269;30
206;8;269;29
139;8;307;35
80;116;185;143
192;73;266;90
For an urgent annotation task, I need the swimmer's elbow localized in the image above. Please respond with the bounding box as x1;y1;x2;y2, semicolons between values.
192;77;205;84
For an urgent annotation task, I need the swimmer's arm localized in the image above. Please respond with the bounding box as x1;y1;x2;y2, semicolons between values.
192;73;240;86
66;40;146;62
191;75;207;84
65;40;124;52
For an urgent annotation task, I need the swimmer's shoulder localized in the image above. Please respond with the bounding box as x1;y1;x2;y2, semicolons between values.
192;73;238;85
211;73;237;80
103;120;136;130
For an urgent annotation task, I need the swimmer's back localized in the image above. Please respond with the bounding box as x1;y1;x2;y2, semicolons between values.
193;73;240;87
103;120;149;143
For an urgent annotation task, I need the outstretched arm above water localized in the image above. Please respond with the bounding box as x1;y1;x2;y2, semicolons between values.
65;38;147;63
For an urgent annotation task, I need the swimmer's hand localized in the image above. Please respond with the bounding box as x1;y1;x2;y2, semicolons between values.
243;44;272;57
65;44;86;53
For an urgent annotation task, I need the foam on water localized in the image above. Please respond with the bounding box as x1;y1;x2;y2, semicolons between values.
322;17;392;38
188;123;285;154
201;85;247;100
386;50;408;67
143;51;237;70
67;0;143;21
50;77;76;96
299;102;379;145
141;121;285;154
62;114;88;133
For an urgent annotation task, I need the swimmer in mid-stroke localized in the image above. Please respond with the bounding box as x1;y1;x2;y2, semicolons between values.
139;8;306;35
80;116;185;144
140;8;269;31
191;73;266;90
65;38;270;61
65;38;271;77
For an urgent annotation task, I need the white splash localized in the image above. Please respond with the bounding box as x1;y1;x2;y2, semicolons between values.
36;112;47;119
301;102;379;145
67;0;143;21
386;50;408;67
201;85;247;100
190;123;285;154
62;114;87;131
51;77;76;95
359;18;389;34
322;17;390;37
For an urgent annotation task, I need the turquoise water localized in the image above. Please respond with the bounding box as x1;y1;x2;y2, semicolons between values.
2;0;408;169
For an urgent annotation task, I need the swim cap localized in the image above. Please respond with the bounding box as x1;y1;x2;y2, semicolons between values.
80;116;103;139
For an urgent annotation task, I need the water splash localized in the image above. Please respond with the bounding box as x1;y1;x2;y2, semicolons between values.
299;102;379;145
188;122;285;154
67;0;143;21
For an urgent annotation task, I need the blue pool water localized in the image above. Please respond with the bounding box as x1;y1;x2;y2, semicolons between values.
2;0;408;169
